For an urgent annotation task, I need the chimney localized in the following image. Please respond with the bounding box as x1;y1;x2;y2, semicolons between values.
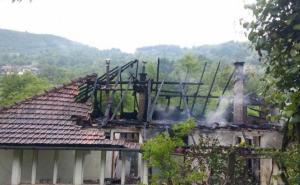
137;61;148;121
233;62;246;124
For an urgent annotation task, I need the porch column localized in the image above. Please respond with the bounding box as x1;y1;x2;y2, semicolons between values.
99;151;106;185
106;130;114;178
73;150;84;185
138;131;143;177
142;160;148;185
31;150;38;184
53;150;59;184
11;149;23;185
121;152;126;185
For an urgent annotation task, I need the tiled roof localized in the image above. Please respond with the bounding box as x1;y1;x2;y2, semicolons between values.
0;74;139;150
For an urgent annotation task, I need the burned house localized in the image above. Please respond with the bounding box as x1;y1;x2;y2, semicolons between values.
0;59;282;185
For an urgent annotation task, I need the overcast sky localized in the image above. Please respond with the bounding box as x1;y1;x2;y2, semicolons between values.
0;0;253;53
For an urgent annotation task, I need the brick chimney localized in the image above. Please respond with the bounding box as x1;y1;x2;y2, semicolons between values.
233;62;246;124
137;62;148;121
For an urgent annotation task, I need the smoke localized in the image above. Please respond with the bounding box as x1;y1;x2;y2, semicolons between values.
153;105;189;121
206;96;232;127
205;93;252;127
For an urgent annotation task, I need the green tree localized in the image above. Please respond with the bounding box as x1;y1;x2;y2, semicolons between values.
142;119;205;185
245;0;300;184
0;72;51;106
142;119;259;185
245;0;300;143
174;54;202;80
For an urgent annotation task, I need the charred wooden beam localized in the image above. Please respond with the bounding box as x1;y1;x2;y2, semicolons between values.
179;81;191;118
96;81;203;86
97;66;118;81
201;61;221;117
102;60;111;125
102;67;121;126
135;59;139;79
97;60;138;84
110;78;133;121
148;80;164;122
191;62;207;112
159;94;219;98
147;80;152;122
215;69;235;108
179;68;190;109
99;89;103;114
133;61;139;111
165;96;171;112
134;92;139;112
119;72;124;116
156;58;160;95
222;70;234;96
91;73;100;116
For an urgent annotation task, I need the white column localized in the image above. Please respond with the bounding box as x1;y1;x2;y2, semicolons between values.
121;152;126;185
31;150;38;184
138;131;143;178
53;150;59;184
106;130;114;178
11;149;23;185
99;151;106;185
73;150;84;185
142;160;148;185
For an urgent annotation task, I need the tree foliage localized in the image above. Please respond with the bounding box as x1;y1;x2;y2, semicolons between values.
245;0;300;183
142;119;205;185
245;0;300;144
142;120;263;185
0;72;51;106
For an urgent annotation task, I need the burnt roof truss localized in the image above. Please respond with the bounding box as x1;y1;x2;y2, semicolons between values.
86;59;236;128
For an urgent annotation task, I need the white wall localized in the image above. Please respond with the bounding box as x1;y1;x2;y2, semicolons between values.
0;149;13;185
84;151;133;181
36;150;54;183
58;150;75;184
21;150;33;183
84;151;100;182
190;129;283;185
0;149;118;185
0;130;282;185
190;129;282;147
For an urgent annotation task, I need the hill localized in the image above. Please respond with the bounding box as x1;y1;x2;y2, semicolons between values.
0;28;88;54
135;42;258;64
0;28;133;77
0;28;259;83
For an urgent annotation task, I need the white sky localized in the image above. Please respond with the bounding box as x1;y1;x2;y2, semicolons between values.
0;0;253;53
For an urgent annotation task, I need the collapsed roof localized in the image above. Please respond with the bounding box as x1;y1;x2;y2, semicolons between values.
0;59;279;149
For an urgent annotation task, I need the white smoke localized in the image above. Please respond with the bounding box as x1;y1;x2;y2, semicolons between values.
206;96;233;127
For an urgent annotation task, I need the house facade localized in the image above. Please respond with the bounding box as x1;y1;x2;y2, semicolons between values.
0;60;283;185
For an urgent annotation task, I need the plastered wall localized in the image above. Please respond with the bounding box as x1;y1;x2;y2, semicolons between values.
0;149;132;184
0;149;12;185
190;129;283;185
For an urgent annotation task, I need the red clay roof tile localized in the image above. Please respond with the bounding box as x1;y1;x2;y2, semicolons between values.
0;74;139;150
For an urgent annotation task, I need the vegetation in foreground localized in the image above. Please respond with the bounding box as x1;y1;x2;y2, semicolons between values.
244;0;300;183
142;119;300;185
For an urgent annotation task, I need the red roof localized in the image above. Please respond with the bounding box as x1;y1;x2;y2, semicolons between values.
0;74;139;150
